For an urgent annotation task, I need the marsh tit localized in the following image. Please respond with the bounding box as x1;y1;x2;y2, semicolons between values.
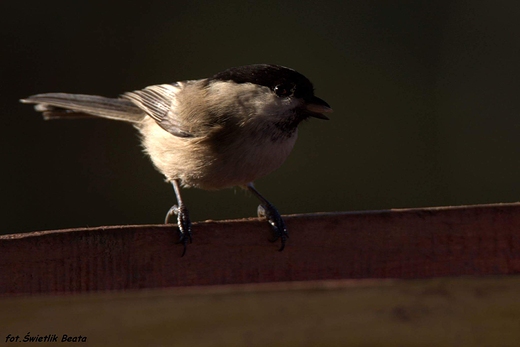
21;64;332;255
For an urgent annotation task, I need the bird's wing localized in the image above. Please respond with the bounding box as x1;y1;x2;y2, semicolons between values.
123;82;196;138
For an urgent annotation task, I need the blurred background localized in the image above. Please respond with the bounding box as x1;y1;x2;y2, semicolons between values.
2;1;520;235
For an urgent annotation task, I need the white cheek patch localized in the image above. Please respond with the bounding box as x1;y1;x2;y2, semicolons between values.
208;81;302;120
257;95;300;117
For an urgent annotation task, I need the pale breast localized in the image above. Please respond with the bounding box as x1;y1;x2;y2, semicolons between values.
138;117;299;189
197;129;299;189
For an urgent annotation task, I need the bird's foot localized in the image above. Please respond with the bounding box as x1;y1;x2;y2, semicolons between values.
257;203;288;251
165;204;192;257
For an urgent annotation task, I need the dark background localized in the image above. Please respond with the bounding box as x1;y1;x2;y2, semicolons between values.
2;1;520;235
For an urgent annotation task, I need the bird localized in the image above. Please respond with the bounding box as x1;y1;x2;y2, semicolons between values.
21;64;332;256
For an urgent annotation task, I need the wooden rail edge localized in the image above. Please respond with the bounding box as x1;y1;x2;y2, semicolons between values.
1;203;520;295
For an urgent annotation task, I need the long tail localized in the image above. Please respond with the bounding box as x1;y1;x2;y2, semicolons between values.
20;93;145;123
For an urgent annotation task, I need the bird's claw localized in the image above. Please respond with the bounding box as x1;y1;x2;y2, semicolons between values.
165;204;192;257
257;204;288;251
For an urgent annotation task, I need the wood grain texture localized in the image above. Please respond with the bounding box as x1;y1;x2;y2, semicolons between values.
2;277;520;347
1;203;520;294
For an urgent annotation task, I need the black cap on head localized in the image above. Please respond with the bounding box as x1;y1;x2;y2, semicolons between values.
211;64;315;99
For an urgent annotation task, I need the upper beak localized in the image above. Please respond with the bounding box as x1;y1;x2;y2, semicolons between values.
306;96;333;120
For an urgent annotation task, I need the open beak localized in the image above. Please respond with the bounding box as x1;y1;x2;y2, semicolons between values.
306;96;333;120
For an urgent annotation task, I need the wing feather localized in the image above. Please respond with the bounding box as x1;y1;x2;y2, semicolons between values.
123;83;195;138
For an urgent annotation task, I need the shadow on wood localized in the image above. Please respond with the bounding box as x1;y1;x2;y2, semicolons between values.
3;277;520;346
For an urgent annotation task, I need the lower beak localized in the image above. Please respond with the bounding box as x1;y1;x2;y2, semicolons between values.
306;96;333;120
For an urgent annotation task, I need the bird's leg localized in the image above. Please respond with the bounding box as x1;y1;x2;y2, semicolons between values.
247;183;288;251
165;179;192;256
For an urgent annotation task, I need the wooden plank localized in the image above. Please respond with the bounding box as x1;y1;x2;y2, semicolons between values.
1;203;520;294
1;276;520;347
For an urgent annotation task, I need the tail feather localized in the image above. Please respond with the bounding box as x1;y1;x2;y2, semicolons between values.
20;93;145;123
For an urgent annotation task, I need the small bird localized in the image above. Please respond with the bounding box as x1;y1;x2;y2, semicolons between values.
21;64;332;255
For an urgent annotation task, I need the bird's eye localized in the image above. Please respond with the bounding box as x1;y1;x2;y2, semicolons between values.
273;84;294;97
